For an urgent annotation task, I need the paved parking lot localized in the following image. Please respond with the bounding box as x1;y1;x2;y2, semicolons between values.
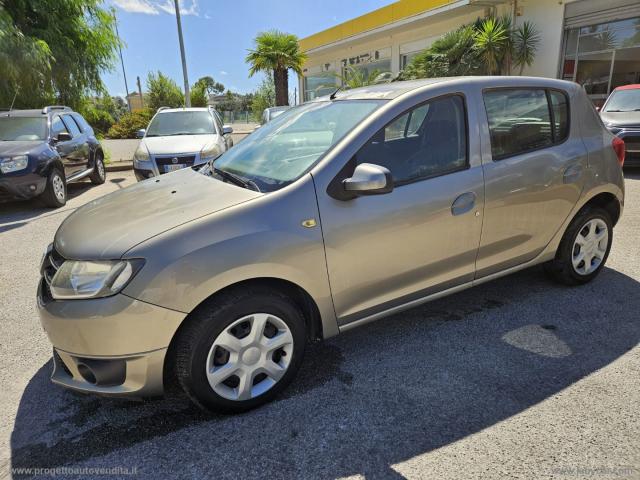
0;170;638;479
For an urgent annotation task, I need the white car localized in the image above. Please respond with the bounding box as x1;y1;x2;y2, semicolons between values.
133;107;233;181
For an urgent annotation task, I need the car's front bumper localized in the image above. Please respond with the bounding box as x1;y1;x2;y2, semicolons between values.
612;128;640;167
0;172;46;201
133;152;206;181
37;278;186;397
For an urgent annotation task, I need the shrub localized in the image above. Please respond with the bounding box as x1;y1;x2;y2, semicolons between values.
106;109;153;139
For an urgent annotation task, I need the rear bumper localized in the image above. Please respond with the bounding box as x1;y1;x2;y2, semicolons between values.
0;172;46;201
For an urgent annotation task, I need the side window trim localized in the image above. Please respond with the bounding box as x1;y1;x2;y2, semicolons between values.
482;86;571;162
60;115;81;137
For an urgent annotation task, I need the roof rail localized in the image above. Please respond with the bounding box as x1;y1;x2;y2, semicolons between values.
157;106;171;112
42;105;71;114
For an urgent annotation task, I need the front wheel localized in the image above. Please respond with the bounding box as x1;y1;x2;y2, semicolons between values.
174;287;307;413
89;152;106;185
544;207;613;285
39;167;67;208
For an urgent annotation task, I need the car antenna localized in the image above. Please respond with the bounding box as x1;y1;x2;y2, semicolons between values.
329;86;341;100
9;88;18;112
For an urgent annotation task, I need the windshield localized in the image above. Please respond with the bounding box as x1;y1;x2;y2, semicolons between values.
604;89;640;112
210;100;383;192
0;117;47;141
146;111;215;137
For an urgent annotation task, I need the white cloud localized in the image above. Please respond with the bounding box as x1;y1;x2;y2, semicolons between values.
112;0;199;16
204;13;211;19
220;70;228;75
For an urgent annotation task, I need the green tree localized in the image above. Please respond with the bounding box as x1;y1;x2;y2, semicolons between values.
246;30;306;106
190;76;225;107
250;74;275;121
146;71;184;110
106;108;153;139
0;0;119;109
190;84;208;107
474;17;508;75
513;21;541;75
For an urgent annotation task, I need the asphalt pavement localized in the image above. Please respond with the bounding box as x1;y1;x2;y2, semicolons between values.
0;170;638;479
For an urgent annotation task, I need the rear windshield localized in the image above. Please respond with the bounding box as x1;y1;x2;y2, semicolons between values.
0;117;47;141
146;111;215;137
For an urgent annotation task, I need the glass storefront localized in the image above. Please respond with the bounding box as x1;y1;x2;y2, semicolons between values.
303;73;338;102
562;16;640;106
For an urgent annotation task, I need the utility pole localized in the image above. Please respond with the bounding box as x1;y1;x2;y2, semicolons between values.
174;0;191;107
137;76;144;109
113;11;131;112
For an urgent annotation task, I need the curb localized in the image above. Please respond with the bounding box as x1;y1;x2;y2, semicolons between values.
106;162;133;172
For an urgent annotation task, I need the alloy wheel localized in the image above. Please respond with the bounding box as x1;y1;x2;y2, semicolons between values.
97;158;105;180
52;173;65;201
205;313;294;401
572;218;608;275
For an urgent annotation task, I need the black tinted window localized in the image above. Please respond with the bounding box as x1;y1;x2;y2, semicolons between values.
483;89;553;159
355;95;467;184
62;115;81;137
549;90;569;142
50;116;68;138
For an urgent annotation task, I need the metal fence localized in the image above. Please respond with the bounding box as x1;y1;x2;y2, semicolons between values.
218;111;257;124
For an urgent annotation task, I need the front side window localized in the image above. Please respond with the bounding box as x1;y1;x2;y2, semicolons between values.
50;116;69;139
483;89;553;159
211;100;384;192
146;111;215;137
0;117;47;141
355;95;467;185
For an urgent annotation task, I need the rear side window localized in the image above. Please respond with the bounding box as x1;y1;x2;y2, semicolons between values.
71;113;92;133
62;115;82;137
483;88;569;160
355;95;467;185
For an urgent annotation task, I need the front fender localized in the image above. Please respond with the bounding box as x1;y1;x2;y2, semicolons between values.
122;174;339;338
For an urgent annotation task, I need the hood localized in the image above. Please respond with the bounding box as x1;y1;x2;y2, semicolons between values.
55;168;261;260
142;134;217;155
600;111;640;129
0;140;42;156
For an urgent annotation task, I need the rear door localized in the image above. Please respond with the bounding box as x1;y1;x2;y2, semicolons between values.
476;87;587;277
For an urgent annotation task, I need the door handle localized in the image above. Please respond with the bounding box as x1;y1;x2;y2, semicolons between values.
451;192;476;216
563;163;582;184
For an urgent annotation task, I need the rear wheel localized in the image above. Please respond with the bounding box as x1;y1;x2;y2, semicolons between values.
544;207;612;285
174;287;306;413
39;167;66;208
89;152;106;185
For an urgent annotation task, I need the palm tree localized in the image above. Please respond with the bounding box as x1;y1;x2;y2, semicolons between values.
474;17;508;75
246;30;307;106
513;21;541;75
340;66;385;88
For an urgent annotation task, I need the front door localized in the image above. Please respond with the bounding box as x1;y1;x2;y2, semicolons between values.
476;87;587;277
316;94;484;326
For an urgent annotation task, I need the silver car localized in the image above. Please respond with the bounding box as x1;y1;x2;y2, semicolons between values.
38;77;625;412
133;106;233;181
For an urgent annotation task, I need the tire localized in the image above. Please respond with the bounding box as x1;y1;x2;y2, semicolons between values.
89;152;106;185
175;286;307;413
39;167;67;208
544;207;613;286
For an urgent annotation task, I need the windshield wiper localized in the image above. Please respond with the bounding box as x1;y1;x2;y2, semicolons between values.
213;167;261;192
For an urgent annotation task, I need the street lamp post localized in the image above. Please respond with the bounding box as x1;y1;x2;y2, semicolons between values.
174;0;191;107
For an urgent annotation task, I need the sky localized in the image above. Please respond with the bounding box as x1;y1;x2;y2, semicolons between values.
105;0;394;97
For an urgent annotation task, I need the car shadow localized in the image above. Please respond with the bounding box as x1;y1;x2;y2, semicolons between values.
0;179;126;227
9;266;640;478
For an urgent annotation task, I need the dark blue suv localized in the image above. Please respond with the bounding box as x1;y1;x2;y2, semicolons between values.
0;106;106;208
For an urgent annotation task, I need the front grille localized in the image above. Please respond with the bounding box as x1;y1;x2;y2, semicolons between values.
40;246;65;301
0;186;14;202
155;155;197;174
625;151;640;167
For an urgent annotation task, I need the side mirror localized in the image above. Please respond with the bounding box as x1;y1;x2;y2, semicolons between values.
343;163;393;196
222;125;233;135
595;106;601;112
56;132;72;142
136;129;146;138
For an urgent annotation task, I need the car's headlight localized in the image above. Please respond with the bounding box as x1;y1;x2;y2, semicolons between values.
133;145;150;162
0;155;29;173
50;259;144;300
200;144;221;162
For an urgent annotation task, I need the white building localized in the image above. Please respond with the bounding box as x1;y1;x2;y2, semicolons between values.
298;0;640;106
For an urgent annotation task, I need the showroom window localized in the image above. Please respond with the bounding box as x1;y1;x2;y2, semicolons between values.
303;73;337;102
561;16;640;106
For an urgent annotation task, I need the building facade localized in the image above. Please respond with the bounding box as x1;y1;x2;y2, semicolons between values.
298;0;640;106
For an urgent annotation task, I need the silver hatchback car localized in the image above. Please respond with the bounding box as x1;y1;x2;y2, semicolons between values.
38;77;625;412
